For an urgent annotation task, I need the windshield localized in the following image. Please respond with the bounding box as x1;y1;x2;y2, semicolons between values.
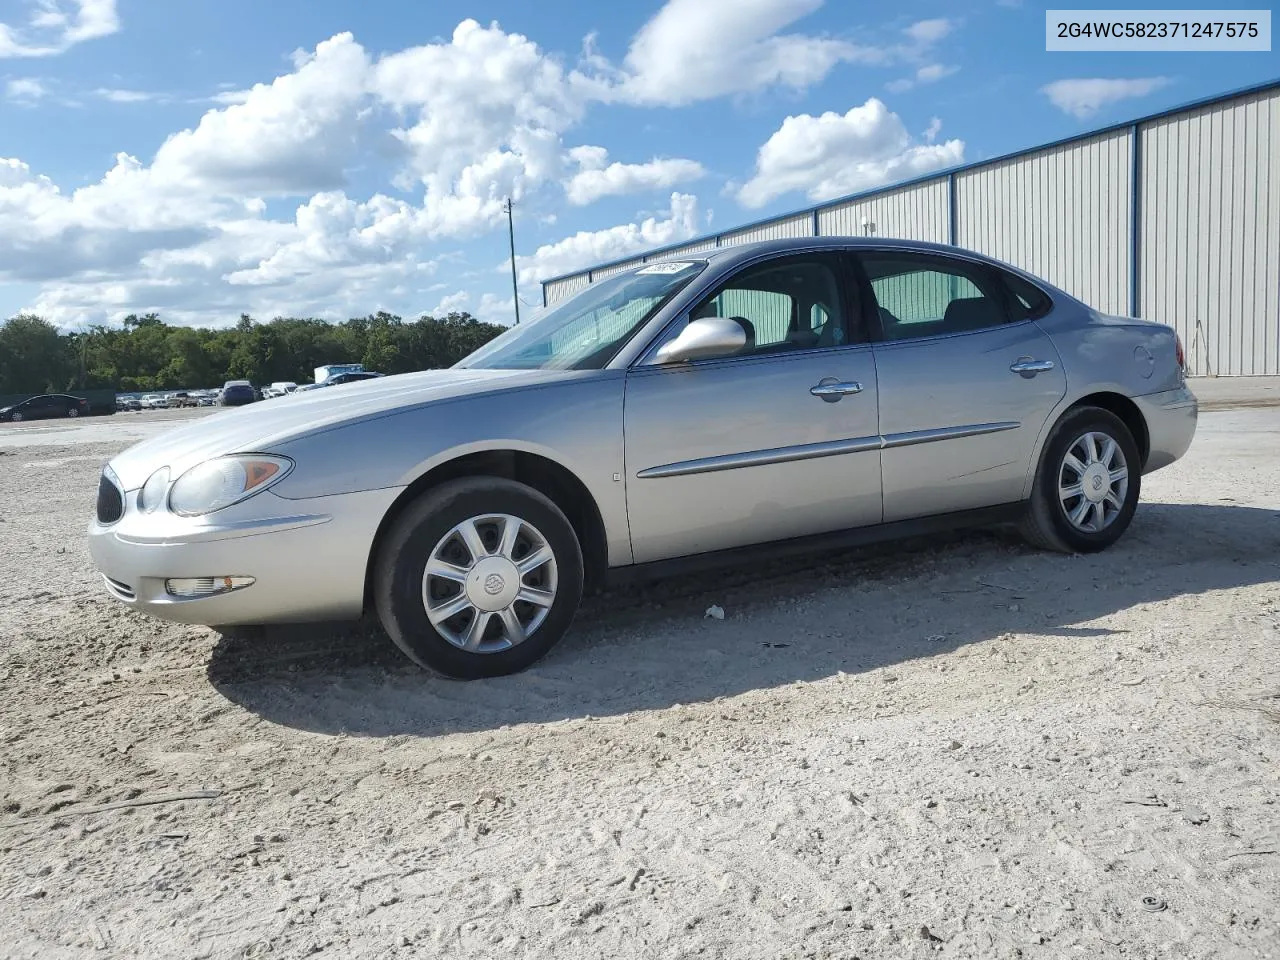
457;261;705;370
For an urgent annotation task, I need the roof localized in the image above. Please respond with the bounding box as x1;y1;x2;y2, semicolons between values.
542;75;1280;287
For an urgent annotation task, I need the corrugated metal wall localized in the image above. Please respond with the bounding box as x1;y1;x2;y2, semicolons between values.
718;212;814;246
543;274;590;305
591;256;646;281
1139;87;1280;376
649;237;720;258
817;179;949;243
541;83;1279;373
956;129;1132;316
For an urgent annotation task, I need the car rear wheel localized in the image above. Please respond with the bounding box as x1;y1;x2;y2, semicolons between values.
1020;406;1141;553
374;477;584;678
67;407;79;417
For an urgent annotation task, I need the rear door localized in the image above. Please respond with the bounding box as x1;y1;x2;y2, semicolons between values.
624;252;882;563
854;249;1066;523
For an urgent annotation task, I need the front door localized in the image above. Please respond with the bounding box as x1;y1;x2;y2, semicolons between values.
624;253;883;564
856;250;1067;523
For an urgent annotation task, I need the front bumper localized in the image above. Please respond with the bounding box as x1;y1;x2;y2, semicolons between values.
1134;384;1198;474
88;486;401;625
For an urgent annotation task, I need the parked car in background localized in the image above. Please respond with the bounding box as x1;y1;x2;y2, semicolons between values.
314;363;364;383
2;394;90;422
171;392;199;408
88;238;1197;680
218;381;257;407
320;371;385;387
268;381;298;397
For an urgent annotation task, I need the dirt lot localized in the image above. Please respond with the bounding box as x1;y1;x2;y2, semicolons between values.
0;405;1277;960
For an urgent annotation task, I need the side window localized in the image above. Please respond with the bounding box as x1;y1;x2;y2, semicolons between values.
859;253;1009;342
1000;270;1053;320
689;257;847;356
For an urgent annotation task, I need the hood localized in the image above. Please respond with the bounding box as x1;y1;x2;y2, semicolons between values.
107;367;587;489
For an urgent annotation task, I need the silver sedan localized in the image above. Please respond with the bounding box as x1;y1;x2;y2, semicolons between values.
89;237;1197;678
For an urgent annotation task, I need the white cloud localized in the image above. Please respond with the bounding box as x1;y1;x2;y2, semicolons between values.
4;77;47;101
477;292;517;325
1041;77;1171;119
916;63;958;84
883;18;958;92
222;191;439;288
209;87;251;105
514;192;699;284
94;87;156;103
904;18;953;45
564;147;705;205
150;32;372;196
371;19;602;237
429;290;470;316
607;0;887;106
923;116;942;143
736;98;964;208
0;0;119;58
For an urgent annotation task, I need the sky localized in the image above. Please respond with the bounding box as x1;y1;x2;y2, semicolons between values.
1;0;1276;330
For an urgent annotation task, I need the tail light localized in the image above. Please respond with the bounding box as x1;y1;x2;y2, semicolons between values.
1174;332;1185;370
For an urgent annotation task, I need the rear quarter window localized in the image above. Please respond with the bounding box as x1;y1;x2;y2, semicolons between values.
999;270;1053;320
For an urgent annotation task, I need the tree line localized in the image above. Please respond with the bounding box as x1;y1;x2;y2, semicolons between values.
0;311;507;395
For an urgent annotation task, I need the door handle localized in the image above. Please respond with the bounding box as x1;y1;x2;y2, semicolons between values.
1009;358;1055;377
810;379;862;403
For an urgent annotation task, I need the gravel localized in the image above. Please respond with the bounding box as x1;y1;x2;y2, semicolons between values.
0;408;1277;959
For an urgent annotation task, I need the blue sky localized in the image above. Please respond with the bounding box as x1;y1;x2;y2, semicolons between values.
1;0;1276;329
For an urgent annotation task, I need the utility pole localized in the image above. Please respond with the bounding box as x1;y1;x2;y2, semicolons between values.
504;198;520;325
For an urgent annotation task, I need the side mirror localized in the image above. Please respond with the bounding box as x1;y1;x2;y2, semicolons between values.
653;316;748;364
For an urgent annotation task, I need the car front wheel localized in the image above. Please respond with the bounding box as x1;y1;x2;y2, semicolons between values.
10;412;22;422
1020;406;1141;553
374;477;584;678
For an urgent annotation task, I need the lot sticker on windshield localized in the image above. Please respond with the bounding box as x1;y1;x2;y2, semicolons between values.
636;261;696;274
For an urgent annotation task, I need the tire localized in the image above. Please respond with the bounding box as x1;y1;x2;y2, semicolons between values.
1020;406;1141;553
374;477;584;679
10;412;21;422
67;408;79;418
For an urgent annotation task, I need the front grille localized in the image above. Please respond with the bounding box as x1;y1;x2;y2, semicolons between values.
102;575;136;601
96;471;123;525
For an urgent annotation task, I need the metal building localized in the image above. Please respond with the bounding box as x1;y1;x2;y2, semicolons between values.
541;79;1280;377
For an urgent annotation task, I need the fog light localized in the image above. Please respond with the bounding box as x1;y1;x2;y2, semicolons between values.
165;576;255;599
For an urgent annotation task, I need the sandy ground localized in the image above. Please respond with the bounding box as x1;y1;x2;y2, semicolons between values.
0;406;1277;960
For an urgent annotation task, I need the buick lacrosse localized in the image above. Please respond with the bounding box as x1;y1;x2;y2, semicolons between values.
90;238;1197;678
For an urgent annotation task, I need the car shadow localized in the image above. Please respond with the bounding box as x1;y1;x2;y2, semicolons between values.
207;502;1280;738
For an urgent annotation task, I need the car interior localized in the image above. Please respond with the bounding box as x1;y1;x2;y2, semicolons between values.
690;260;846;357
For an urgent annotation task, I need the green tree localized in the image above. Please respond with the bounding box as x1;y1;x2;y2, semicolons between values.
0;308;506;395
0;314;74;394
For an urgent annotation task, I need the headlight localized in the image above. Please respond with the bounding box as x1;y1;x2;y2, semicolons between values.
138;467;170;513
168;455;293;517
